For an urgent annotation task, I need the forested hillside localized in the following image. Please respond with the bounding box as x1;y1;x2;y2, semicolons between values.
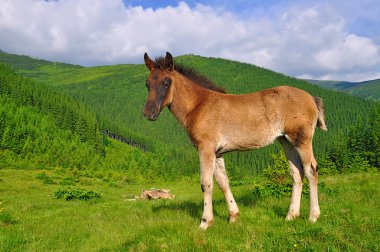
0;63;167;182
0;64;102;151
0;51;378;179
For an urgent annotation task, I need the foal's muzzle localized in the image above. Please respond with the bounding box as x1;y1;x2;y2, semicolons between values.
143;102;160;121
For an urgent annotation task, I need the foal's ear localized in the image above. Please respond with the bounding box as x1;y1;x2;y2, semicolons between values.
165;52;174;71
144;53;155;71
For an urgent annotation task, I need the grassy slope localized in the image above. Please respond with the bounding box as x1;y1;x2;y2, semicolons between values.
1;169;379;251
0;51;377;177
307;79;380;101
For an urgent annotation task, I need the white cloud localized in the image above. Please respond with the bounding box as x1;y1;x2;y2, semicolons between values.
0;0;379;81
315;34;380;71
267;5;380;81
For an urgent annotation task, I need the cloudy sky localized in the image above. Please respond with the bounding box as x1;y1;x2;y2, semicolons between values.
1;0;380;81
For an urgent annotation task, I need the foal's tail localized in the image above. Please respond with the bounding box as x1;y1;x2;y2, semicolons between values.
313;96;328;131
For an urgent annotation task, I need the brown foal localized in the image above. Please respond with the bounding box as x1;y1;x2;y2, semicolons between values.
143;52;327;230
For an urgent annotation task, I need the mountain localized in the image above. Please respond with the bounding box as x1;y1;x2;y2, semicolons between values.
0;50;378;178
306;79;380;101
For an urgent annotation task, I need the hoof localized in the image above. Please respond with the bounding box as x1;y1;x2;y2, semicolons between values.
308;216;318;223
308;209;320;223
199;218;213;230
229;212;239;223
285;212;300;221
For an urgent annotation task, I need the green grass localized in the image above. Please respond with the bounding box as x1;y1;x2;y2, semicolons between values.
1;169;379;251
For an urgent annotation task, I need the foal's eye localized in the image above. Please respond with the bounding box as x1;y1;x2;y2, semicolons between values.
163;78;171;89
146;80;150;89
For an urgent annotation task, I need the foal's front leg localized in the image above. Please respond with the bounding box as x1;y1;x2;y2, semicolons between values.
199;148;216;230
214;157;239;223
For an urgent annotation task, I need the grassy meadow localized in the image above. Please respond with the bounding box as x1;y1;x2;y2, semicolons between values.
1;169;379;251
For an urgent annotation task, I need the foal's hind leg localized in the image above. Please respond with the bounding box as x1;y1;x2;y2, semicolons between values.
279;137;304;221
214;157;239;223
296;142;320;223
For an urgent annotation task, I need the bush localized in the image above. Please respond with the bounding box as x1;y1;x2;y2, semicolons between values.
318;156;339;175
253;151;295;198
254;151;341;198
252;180;293;198
54;187;101;200
345;155;376;173
262;151;289;183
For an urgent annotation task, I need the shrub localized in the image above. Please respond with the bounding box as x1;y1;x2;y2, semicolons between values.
253;151;313;198
344;155;376;173
318;156;339;175
252;180;293;198
254;151;339;198
254;151;294;198
262;151;289;183
54;187;101;200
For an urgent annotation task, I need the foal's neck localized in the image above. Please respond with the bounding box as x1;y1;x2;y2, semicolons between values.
168;72;208;129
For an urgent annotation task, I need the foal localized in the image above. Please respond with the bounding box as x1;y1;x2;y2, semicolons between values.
143;52;327;230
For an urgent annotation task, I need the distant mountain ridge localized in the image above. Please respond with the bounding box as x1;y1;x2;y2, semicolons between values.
306;79;380;101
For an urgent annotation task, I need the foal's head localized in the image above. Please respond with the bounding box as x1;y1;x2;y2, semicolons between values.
143;52;175;121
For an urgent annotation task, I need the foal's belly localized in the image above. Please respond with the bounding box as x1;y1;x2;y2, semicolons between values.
216;127;282;154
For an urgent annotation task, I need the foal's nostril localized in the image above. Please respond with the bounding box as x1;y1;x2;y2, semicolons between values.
144;112;158;121
148;114;158;121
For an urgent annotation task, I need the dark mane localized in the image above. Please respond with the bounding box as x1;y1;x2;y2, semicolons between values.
154;56;226;93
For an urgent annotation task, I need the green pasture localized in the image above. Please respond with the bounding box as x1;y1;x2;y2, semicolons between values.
1;169;379;251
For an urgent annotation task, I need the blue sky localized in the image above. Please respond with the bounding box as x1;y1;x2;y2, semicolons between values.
123;0;283;12
1;0;379;81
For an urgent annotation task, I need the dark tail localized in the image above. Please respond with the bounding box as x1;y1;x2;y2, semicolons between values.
313;97;328;131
